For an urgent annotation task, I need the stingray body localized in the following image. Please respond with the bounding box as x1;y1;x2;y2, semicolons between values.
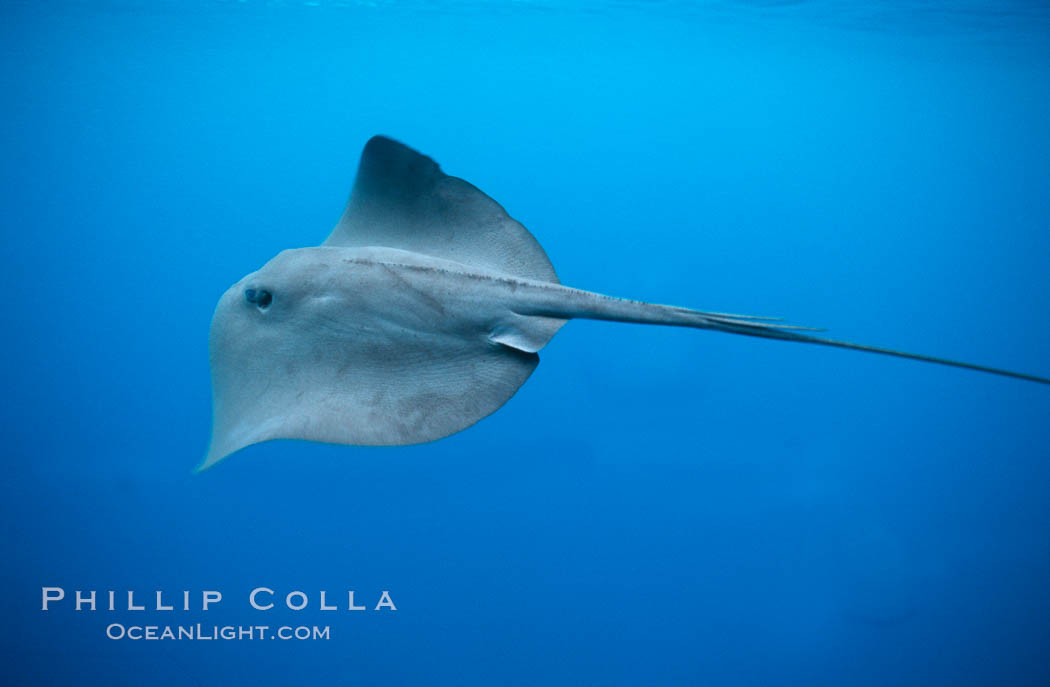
203;136;1048;470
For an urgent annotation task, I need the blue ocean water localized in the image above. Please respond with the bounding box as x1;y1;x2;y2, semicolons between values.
2;1;1049;684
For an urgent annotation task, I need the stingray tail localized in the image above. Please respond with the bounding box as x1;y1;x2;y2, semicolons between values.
703;318;1050;386
541;287;1050;386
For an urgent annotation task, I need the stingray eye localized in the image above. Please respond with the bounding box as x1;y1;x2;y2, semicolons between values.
244;288;273;310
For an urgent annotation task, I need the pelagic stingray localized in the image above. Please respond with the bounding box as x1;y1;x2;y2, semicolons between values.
202;136;1048;469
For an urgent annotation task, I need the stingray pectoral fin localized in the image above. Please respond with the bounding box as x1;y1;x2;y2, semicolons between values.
202;308;543;470
325;136;559;283
544;287;1050;386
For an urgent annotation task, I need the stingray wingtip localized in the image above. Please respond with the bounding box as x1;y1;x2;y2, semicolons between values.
192;457;216;475
194;446;229;474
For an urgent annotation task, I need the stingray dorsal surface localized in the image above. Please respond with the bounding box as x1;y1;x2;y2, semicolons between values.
325;135;559;283
204;136;1050;471
202;137;563;470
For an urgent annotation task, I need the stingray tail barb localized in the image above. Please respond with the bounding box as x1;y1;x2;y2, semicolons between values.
538;286;1050;386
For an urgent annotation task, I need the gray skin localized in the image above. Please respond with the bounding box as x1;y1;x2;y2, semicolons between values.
206;245;560;467
202;136;1049;470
